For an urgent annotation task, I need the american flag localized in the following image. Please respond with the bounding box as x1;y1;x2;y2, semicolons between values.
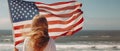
8;0;84;46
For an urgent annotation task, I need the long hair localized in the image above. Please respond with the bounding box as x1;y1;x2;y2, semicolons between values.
27;14;49;51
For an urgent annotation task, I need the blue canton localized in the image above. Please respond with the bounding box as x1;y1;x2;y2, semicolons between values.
8;0;39;23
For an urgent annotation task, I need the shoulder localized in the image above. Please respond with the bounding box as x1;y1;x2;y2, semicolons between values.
24;37;30;43
44;38;56;51
49;38;55;43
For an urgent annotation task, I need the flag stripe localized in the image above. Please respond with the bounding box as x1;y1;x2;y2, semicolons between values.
15;39;24;46
50;27;82;39
35;1;76;6
36;2;79;9
13;20;32;26
15;33;22;37
14;25;24;30
14;17;83;37
13;11;82;30
15;27;83;46
48;13;83;25
41;9;82;18
49;17;83;32
37;4;81;11
14;12;82;31
48;15;83;29
40;9;81;17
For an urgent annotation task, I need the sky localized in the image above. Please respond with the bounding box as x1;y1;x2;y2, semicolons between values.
0;0;120;30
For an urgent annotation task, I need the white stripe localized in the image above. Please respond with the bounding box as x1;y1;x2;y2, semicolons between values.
46;13;80;21
13;13;82;33
14;22;83;36
38;4;80;15
13;20;32;26
36;2;77;9
14;14;82;33
49;22;83;36
48;15;82;29
49;31;67;36
14;28;31;34
73;21;83;30
47;17;69;21
39;9;74;15
15;36;24;42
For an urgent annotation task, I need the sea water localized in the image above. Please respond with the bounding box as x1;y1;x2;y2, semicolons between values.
1;42;120;51
1;30;120;51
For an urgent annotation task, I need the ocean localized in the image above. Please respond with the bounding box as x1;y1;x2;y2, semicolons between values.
1;30;120;51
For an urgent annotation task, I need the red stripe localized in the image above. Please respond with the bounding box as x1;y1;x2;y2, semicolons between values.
14;17;83;33
14;24;31;30
50;27;82;39
35;1;76;6
14;18;83;45
15;27;83;45
15;33;22;37
15;39;24;46
74;17;84;27
14;25;24;30
42;9;82;18
48;11;83;25
48;17;83;32
37;4;81;11
14;9;82;30
72;27;83;35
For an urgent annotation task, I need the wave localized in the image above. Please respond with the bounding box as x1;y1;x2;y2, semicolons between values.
1;44;120;50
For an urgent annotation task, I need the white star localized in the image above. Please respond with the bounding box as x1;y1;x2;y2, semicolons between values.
24;10;27;13
24;5;26;8
20;11;22;13
12;5;15;7
32;7;34;10
14;7;17;9
16;12;18;15
35;9;37;12
11;8;14;11
14;10;16;13
29;10;32;12
14;15;16;18
26;3;28;6
18;14;20;17
16;17;18;20
30;15;33;17
25;16;28;18
10;0;13;3
32;12;35;14
18;6;21;8
13;2;15;4
21;8;24;10
29;5;31;8
16;4;18;6
12;13;14;16
10;3;12;5
17;9;19;11
26;8;29;10
27;13;30;15
20;16;23;19
22;13;25;16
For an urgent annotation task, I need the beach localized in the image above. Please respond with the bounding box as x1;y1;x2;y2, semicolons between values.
1;42;120;51
1;30;120;51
